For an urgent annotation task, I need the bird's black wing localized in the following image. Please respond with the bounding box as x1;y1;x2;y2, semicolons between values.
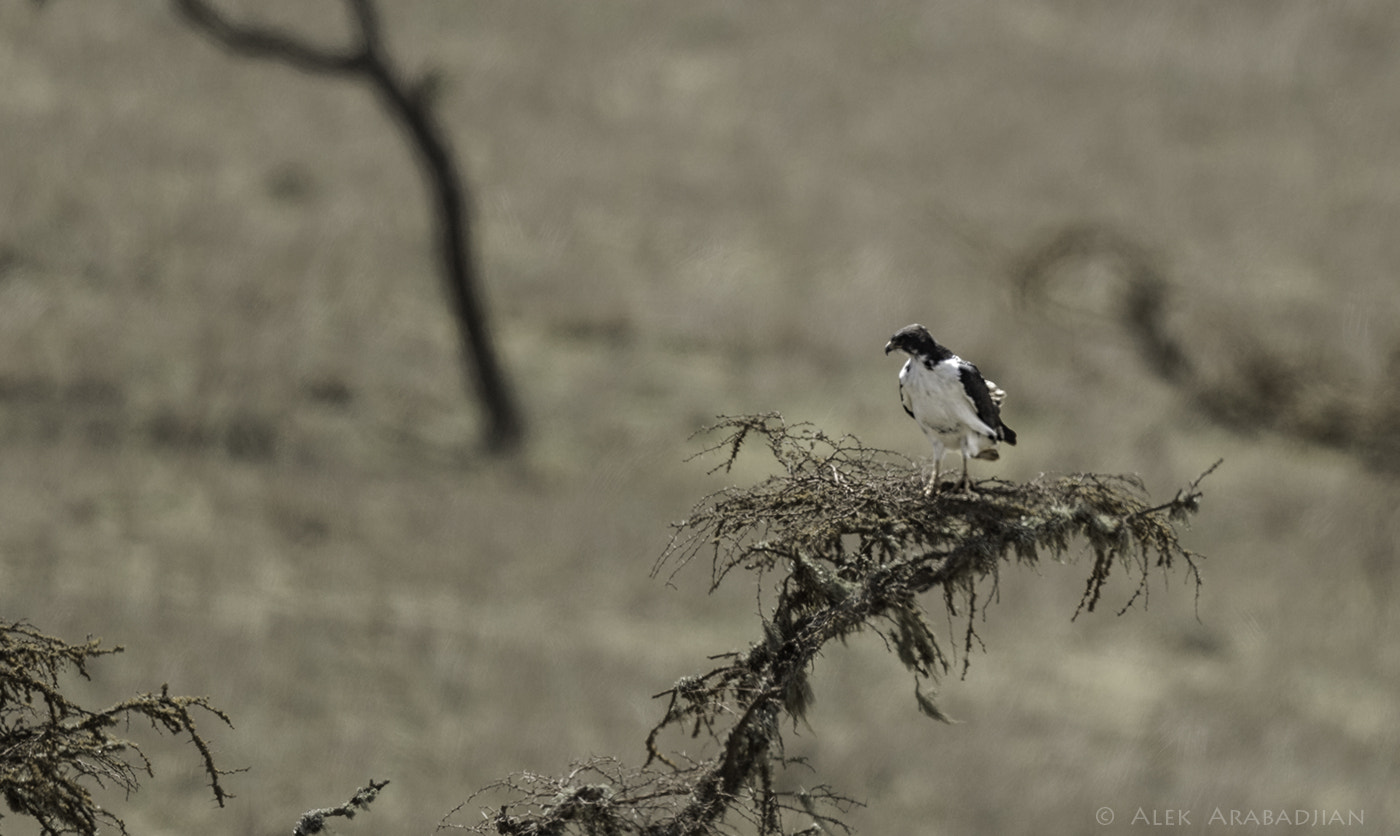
958;363;1015;444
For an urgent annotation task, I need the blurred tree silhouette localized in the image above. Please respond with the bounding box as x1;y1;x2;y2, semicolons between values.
1012;223;1400;475
0;622;233;835
171;0;525;452
447;415;1213;835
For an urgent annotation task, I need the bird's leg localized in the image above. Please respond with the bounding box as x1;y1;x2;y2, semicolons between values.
957;453;975;495
923;457;942;496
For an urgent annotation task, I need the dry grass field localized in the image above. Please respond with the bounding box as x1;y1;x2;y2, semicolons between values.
2;1;1399;833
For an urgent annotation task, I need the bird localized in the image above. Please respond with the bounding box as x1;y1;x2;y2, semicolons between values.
884;323;1017;495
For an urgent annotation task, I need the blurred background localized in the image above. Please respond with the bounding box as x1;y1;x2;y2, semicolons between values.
2;1;1398;833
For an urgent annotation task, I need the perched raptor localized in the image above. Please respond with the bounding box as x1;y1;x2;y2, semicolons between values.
885;323;1017;495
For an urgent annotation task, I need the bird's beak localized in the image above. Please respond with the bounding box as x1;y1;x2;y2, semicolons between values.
884;341;895;355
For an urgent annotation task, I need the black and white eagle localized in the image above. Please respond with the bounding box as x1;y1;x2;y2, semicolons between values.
885;323;1017;495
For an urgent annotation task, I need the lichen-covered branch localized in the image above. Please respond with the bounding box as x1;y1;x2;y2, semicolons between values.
448;414;1211;835
0;622;234;836
293;779;390;836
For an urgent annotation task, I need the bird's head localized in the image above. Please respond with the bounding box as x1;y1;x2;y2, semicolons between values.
885;323;936;356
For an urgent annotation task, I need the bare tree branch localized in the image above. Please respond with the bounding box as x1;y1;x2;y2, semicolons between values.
172;0;365;74
173;0;525;452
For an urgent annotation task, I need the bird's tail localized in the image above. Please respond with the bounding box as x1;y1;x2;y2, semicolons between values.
1000;425;1017;445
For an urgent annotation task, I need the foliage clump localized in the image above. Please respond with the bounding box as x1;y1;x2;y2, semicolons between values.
449;414;1211;835
0;621;233;835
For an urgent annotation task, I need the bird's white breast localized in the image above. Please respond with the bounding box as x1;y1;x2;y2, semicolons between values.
900;357;993;439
